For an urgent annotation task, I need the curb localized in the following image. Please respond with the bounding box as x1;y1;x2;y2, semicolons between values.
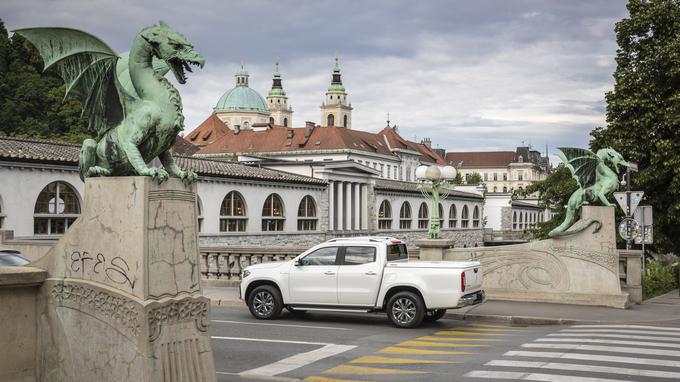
444;312;577;326
211;299;245;307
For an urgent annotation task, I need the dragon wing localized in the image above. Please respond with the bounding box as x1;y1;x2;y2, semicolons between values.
13;27;123;138
556;147;600;188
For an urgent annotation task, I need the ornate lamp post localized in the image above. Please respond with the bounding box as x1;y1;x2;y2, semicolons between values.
415;164;458;239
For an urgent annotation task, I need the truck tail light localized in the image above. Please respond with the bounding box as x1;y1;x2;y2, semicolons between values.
461;272;466;292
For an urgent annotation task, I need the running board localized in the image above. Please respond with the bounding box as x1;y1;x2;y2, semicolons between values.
303;307;372;313
288;304;376;313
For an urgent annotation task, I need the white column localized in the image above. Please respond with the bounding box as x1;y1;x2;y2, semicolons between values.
353;183;361;230
328;181;335;231
337;181;344;231
345;182;352;231
361;184;369;230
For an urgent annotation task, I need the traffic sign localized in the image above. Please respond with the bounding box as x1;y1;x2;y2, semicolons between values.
613;191;644;214
618;218;640;241
634;205;653;244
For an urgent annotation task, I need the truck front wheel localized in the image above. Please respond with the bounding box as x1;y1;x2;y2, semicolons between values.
387;291;425;328
248;285;283;320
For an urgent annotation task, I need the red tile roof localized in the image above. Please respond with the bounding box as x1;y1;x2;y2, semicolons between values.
185;114;232;146
445;151;517;168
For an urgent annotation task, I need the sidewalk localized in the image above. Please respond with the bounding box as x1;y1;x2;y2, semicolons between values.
203;286;680;325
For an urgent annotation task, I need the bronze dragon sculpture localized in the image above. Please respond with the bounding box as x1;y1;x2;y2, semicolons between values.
15;21;204;183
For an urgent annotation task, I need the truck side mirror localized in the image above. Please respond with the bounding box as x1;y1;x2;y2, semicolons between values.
294;259;302;266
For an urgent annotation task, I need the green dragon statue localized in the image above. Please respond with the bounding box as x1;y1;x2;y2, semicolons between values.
14;21;204;183
549;147;629;237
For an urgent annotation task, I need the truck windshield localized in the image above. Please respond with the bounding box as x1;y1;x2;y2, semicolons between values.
386;244;408;261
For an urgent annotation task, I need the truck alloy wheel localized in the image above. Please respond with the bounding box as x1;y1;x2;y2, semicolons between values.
387;291;425;328
248;285;283;319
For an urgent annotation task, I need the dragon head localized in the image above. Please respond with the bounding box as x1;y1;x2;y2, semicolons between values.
597;148;629;171
140;21;205;84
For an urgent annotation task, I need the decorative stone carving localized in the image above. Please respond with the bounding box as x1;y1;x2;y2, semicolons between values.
147;298;209;342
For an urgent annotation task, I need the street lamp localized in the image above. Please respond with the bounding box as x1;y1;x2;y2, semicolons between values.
416;164;458;239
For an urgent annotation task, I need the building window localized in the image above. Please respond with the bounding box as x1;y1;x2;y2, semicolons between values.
378;200;392;230
34;181;81;235
297;195;317;231
483;173;488;181
449;205;457;228
343;114;348;128
493;173;498;181
327;114;335;126
513;211;517;230
262;194;285;231
220;191;247;232
461;205;470;228
196;196;204;232
243;121;250;129
518;155;524;163
503;186;508;193
399;202;411;229
503;173;508;181
269;117;275;125
493;186;497;192
418;202;429;229
283;117;288;127
472;206;480;228
518;171;524;181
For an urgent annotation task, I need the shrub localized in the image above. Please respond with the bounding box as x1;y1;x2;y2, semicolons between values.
642;258;679;300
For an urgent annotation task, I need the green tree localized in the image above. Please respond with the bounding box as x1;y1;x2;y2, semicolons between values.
0;19;88;142
590;0;680;253
515;165;578;239
466;172;482;185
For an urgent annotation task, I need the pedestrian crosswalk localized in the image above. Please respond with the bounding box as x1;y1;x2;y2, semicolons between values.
465;324;680;381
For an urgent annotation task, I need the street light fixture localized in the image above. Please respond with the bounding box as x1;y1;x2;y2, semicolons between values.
416;164;458;239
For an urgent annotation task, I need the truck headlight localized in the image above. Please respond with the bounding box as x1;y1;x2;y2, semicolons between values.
242;270;251;278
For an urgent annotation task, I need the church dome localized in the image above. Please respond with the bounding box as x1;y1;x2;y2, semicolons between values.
214;65;270;113
215;86;269;113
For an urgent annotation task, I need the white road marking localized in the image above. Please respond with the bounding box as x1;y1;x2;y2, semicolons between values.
212;319;352;331
561;328;680;336
535;337;680;348
211;336;330;346
505;350;680;368
522;343;680;357
548;332;680;342
211;336;356;377
465;370;630;382
571;324;680;332
240;344;356;377
486;360;680;380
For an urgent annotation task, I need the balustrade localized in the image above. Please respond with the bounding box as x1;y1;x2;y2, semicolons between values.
199;247;305;281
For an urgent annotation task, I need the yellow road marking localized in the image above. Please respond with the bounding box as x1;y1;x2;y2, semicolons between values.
305;376;375;382
399;340;487;348
378;346;472;355
417;336;501;342
453;327;524;332
323;365;427;375
351;356;454;364
435;331;513;336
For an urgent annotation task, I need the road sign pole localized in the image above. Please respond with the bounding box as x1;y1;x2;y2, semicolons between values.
626;167;632;250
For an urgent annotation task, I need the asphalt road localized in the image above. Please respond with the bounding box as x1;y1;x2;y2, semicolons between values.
209;306;680;382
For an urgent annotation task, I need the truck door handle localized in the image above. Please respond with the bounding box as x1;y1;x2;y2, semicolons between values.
324;271;336;275
365;271;377;275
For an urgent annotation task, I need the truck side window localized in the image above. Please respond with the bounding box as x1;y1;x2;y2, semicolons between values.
386;244;408;261
343;246;376;265
300;247;338;265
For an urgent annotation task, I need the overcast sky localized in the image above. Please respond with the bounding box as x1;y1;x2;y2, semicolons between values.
2;0;629;155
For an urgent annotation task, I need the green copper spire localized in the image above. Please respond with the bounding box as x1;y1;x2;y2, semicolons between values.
268;58;286;97
328;52;346;93
235;61;249;87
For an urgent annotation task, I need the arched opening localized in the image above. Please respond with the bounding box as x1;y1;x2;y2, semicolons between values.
327;114;335;126
472;206;480;228
399;202;411;229
343;114;348;128
503;186;508;193
378;200;392;230
220;191;247;232
448;204;457;228
269;117;275;125
262;193;285;231
34;181;81;235
283;117;288;127
297;195;317;231
461;205;470;228
418;202;429;229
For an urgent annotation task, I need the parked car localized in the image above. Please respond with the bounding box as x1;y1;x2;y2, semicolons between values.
0;250;30;266
240;237;485;328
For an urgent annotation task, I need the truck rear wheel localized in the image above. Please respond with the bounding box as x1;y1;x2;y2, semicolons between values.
424;309;447;321
387;291;425;328
248;285;283;320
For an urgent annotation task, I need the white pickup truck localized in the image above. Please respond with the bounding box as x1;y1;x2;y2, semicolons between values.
240;237;485;328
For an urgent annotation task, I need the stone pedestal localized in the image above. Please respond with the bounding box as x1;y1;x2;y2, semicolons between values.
414;239;455;261
34;177;216;382
619;250;643;304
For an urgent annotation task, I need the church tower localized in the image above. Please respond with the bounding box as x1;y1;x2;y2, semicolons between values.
320;54;352;128
266;60;293;127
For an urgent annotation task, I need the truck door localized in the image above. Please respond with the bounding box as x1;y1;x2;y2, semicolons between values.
337;246;381;306
289;246;340;304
